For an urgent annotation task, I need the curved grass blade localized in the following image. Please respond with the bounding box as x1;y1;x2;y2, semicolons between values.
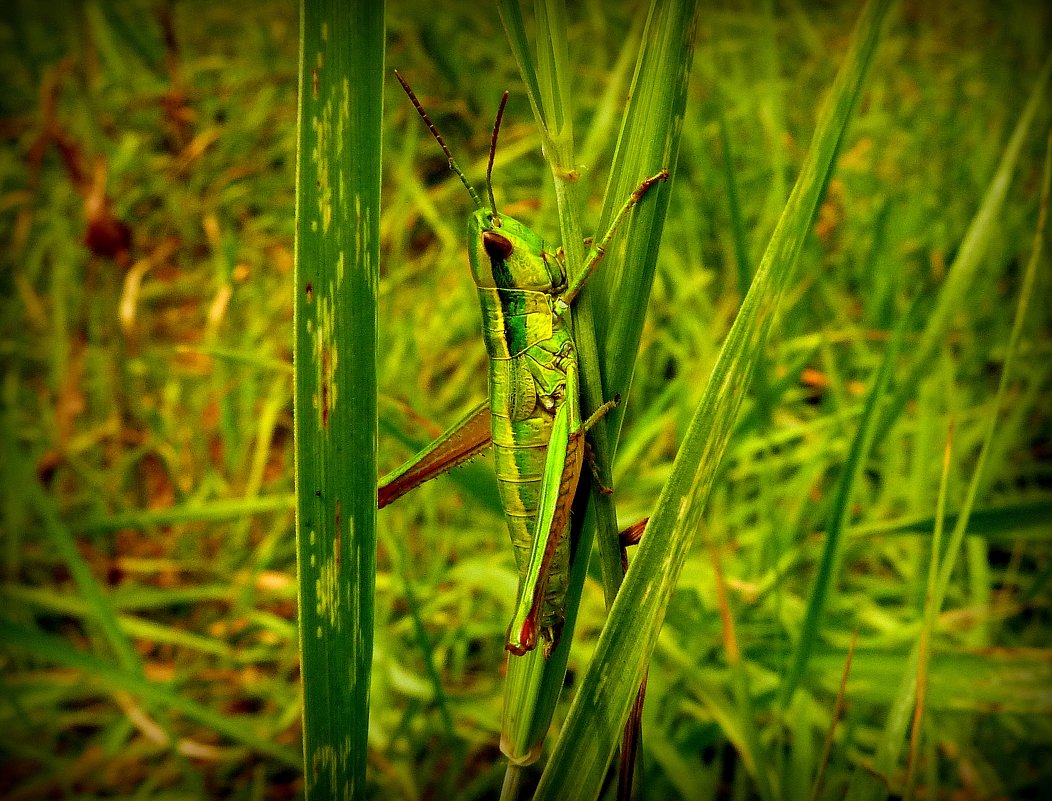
293;0;384;798
532;2;893;798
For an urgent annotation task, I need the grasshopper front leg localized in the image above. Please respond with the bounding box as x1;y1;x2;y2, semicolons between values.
559;169;670;308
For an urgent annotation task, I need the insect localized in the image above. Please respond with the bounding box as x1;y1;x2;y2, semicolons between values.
380;71;667;656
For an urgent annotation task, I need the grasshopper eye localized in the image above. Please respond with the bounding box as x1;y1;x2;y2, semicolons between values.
483;230;513;261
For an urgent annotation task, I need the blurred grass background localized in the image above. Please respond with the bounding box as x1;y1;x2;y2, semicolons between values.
1;1;1050;799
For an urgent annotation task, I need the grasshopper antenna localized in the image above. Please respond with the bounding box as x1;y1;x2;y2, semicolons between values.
395;70;483;209
487;91;510;223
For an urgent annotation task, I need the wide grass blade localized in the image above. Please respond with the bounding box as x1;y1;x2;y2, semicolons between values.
532;2;893;798
293;1;384;798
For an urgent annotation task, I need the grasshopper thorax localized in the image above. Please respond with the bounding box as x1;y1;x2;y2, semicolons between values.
467;209;565;293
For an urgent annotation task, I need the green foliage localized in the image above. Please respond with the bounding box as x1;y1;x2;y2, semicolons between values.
1;1;1050;800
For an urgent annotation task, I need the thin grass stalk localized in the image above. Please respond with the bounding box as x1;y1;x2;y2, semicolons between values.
533;2;892;797
293;1;383;797
809;632;858;801
903;424;953;801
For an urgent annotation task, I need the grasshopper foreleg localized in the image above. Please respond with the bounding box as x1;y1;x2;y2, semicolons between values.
560;169;670;307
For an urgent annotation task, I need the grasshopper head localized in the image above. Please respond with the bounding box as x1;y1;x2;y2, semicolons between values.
467;209;565;293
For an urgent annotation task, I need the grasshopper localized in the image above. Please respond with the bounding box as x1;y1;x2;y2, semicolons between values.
381;72;666;656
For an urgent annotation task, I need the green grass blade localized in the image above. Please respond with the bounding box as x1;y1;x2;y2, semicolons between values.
533;2;892;797
79;494;297;533
929;126;1049;622
587;0;700;609
593;0;699;409
293;1;383;798
777;306;906;708
496;0;545;136
718;106;753;301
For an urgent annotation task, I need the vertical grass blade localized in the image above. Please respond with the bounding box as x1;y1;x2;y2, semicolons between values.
293;1;384;798
532;2;892;798
588;0;699;605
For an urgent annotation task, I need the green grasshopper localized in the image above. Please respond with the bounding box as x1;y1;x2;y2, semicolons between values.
380;72;666;656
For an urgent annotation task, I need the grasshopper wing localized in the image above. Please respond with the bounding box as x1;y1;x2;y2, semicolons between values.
505;378;584;655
